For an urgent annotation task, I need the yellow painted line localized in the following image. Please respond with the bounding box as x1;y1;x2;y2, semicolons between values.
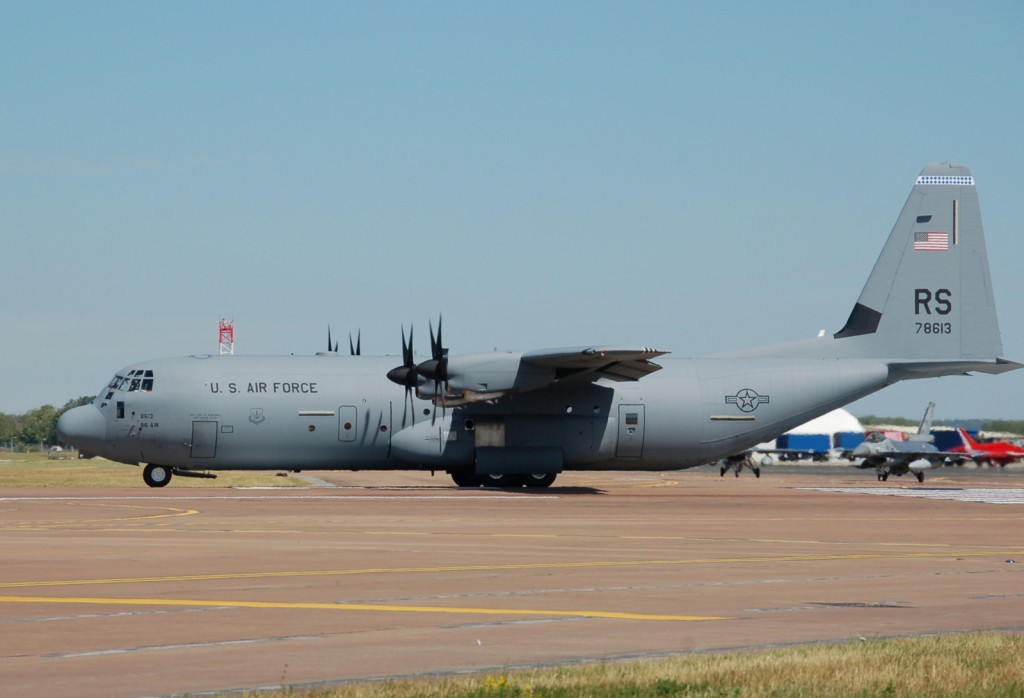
2;549;1021;590
0;595;725;622
5;505;199;529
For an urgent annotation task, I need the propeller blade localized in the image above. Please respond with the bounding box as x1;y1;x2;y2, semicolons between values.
327;326;333;353
349;331;361;356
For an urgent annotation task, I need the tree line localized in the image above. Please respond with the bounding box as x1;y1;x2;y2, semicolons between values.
858;415;1024;436
0;397;95;450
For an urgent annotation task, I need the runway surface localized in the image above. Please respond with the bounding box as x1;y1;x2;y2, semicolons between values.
2;465;1023;697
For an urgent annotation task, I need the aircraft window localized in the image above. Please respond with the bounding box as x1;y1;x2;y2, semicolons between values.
144;370;154;378
142;379;154;391
116;401;125;419
916;215;932;223
105;392;114;400
119;377;132;390
129;379;141;392
865;431;884;443
108;375;124;389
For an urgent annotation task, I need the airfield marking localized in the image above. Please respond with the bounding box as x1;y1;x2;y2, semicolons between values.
3;548;1022;591
0;595;725;622
804;487;1024;505
0;494;549;502
4;504;200;530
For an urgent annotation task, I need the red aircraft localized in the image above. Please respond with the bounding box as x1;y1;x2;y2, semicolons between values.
949;429;1024;466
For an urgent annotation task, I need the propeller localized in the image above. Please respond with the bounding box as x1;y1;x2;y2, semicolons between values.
416;317;449;425
327;326;339;353
349;331;361;356
386;326;418;427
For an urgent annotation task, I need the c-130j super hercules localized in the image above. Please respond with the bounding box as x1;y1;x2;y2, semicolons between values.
58;164;1020;488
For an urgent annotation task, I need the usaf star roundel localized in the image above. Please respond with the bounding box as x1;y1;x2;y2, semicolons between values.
725;388;770;413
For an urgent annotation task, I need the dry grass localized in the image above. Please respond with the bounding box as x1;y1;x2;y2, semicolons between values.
0;451;307;488
230;633;1024;697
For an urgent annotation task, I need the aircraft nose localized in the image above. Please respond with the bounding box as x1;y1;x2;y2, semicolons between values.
57;405;106;451
851;443;869;457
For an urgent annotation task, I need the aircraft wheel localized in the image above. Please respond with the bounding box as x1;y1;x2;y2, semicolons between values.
720;466;726;477
877;473;884;481
519;473;557;488
143;464;172;488
734;469;740;478
881;472;889;482
915;472;925;483
754;468;761;478
450;470;481;488
481;473;520;488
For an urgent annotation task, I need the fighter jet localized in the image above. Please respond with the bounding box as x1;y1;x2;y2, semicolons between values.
948;428;1024;466
852;402;963;482
58;163;1020;488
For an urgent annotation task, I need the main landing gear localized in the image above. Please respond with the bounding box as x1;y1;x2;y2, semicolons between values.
449;469;557;488
719;453;762;478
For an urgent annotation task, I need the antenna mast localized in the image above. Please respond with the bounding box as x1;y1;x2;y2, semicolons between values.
219;318;235;355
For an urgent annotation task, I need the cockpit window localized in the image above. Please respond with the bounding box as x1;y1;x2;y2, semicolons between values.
108;370;156;393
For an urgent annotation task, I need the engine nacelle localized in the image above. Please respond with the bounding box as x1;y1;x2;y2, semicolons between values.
443;353;555;396
390;418;474;467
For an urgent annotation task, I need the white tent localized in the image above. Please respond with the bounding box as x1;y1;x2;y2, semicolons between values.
787;408;864;435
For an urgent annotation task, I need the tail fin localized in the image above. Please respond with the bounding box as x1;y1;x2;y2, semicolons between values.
908;402;936;443
833;163;1017;374
957;428;981;450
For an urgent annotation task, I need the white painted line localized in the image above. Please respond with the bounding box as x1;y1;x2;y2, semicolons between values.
802;487;1024;505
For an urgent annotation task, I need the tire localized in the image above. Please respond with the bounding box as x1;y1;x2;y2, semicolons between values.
754;468;761;478
519;473;557;488
481;473;520;488
143;464;172;488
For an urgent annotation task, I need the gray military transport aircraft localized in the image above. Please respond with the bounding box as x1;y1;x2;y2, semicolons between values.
58;163;1020;488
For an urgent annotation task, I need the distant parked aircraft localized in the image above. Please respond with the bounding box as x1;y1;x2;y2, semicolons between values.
949;429;1024;466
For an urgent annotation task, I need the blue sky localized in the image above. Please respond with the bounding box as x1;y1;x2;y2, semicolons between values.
2;1;1022;419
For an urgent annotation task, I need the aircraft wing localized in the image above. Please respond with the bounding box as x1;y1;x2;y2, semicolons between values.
857;449;964;467
429;346;668;406
521;346;667;381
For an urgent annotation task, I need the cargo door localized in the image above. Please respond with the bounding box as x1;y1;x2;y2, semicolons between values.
616;405;645;458
190;421;218;459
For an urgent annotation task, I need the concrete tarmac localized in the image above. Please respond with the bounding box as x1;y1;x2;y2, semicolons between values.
1;465;1023;697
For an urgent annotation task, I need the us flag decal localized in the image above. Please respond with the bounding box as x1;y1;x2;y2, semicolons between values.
914;231;948;251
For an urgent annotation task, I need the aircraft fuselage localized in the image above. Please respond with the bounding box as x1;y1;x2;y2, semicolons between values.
63;353;891;479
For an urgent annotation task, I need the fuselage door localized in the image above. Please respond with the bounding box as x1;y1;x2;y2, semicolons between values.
338;405;358;442
190;421;218;459
616;404;645;458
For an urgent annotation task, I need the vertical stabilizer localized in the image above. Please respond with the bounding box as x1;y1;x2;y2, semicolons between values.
834;163;1005;366
908;402;936;443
